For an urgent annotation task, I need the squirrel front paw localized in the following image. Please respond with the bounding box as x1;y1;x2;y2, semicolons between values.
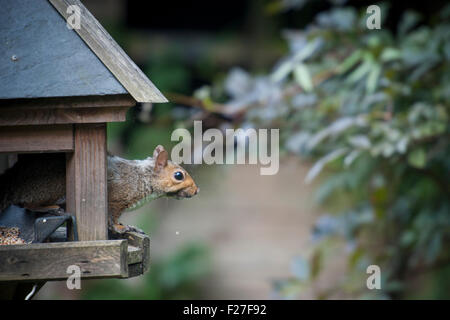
109;223;128;235
109;223;145;235
124;225;146;235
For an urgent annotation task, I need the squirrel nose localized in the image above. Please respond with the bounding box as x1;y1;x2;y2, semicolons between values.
195;187;200;195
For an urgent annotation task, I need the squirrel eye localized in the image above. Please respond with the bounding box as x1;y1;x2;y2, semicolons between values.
174;171;184;181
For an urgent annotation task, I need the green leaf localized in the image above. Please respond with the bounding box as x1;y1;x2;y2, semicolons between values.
408;148;427;168
380;48;401;62
272;60;293;82
349;247;364;269
366;65;381;94
291;256;310;281
292;38;321;62
398;10;421;36
347;58;372;84
305;148;347;183
294;63;313;92
337;50;363;74
310;250;322;280
344;150;362;167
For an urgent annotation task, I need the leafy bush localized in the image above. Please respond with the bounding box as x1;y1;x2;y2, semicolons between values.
198;3;450;298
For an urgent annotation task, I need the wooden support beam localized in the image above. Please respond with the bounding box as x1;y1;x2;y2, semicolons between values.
0;240;128;281
66;123;108;241
127;246;142;265
0;106;130;126
0;125;74;153
121;232;150;277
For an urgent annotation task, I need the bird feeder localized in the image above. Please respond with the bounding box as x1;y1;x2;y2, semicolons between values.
0;0;167;298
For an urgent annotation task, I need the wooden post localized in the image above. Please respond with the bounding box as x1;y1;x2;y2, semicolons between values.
66;123;108;240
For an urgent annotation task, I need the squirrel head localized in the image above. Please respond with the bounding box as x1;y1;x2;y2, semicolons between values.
151;145;199;199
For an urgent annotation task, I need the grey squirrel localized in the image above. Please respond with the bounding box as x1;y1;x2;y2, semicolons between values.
0;145;199;234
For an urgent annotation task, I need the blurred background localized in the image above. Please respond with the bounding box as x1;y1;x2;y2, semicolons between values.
37;0;450;299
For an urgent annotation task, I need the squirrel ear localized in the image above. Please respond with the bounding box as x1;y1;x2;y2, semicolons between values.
155;149;169;171
153;145;166;159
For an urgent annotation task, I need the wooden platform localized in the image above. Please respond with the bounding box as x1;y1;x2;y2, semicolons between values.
0;231;150;282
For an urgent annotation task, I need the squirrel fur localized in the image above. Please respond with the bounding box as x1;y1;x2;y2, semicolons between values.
0;145;199;233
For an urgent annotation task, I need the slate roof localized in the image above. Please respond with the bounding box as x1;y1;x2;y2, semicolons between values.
0;0;167;103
